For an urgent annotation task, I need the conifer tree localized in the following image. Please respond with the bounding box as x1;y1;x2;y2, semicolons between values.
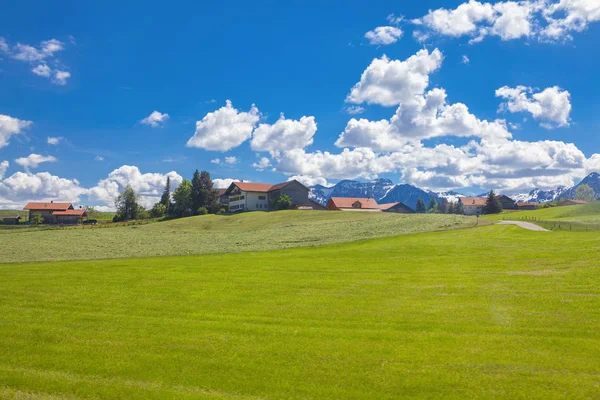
427;197;438;213
483;190;502;214
160;176;172;213
415;197;426;213
454;200;464;215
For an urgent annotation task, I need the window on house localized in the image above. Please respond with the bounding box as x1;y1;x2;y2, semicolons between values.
258;195;266;200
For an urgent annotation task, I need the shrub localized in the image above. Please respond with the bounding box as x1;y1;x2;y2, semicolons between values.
197;206;208;215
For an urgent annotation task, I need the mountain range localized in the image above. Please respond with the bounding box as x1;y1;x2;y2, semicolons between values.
309;173;600;209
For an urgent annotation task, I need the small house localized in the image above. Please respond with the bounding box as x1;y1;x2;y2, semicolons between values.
515;202;537;210
496;194;516;210
378;202;414;213
223;180;310;212
327;197;381;212
458;197;487;216
23;202;87;224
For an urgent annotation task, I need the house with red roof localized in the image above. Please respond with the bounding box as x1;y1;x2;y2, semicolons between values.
23;201;88;224
223;180;311;212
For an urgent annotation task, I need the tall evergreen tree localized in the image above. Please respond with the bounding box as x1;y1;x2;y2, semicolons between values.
191;169;204;214
458;202;464;214
160;176;172;214
415;197;426;213
483;190;502;214
447;201;455;214
200;170;220;213
427;197;438;213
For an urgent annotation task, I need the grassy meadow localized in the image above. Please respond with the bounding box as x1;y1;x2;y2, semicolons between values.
485;203;600;231
0;211;475;264
1;224;599;399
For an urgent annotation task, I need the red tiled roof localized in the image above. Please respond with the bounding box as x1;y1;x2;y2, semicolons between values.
460;197;487;206
568;200;588;204
269;181;292;191
232;182;273;192
329;197;380;209
52;209;87;216
378;202;400;210
24;202;73;211
517;202;537;207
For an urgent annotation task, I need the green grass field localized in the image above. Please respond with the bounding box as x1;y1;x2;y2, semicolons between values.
1;224;599;399
485;203;600;231
0;211;475;264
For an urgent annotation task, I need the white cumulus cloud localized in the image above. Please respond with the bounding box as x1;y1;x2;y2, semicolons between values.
252;157;272;171
496;85;572;128
52;70;71;86
251;114;317;152
141;110;170;127
225;156;238;165
0;161;8;179
346;49;443;107
365;26;404;45
47;136;62;145
15;154;57;170
32;64;51;77
0;114;33;148
186;100;260;151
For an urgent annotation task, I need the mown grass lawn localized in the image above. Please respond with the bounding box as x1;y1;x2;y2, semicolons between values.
1;225;598;399
485;203;600;231
0;211;475;263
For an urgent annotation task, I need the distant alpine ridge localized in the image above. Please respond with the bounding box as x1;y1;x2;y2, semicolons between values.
309;172;600;209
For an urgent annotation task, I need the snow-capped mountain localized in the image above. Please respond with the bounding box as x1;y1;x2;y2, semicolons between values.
431;191;464;203
559;172;600;200
309;179;438;210
512;186;568;203
309;179;395;206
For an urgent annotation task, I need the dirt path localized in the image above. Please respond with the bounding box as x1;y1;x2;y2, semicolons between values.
497;220;550;232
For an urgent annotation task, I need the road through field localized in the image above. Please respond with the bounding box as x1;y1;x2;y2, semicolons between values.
497;220;550;231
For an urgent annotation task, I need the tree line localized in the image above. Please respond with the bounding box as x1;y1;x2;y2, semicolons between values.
113;170;223;222
414;190;504;215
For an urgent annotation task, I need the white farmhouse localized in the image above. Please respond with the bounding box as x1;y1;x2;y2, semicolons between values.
223;180;312;212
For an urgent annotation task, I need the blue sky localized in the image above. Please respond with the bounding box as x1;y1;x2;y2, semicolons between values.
1;0;599;209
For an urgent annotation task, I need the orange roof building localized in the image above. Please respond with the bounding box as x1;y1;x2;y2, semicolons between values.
327;197;381;212
23;202;87;224
223;180;311;212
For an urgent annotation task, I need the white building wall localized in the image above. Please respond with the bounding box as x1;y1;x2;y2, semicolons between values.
463;205;483;216
245;192;269;211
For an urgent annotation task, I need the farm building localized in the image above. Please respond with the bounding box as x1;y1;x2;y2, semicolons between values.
515;202;537;210
496;195;516;210
378;202;414;213
458;197;487;216
23;202;87;224
327;197;381;212
2;216;22;225
224;180;310;212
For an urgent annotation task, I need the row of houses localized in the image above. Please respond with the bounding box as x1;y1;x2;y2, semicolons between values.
1;202;89;225
218;180;415;214
458;195;587;216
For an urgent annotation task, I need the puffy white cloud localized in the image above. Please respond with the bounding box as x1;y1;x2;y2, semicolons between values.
496;85;571;128
344;106;365;115
338;88;511;150
413;0;600;43
0;171;85;209
32;64;51;77
47;136;62;145
0;161;8;179
186;100;259;151
539;0;600;41
346;49;443;107
365;26;403;45
11;39;65;62
52;70;71;85
0;114;33;148
212;178;251;189
225;156;238;165
15;154;57;170
462;55;470;64
288;175;329;187
252;157;272;171
210;158;221;164
0;37;8;53
251;114;317;152
140;110;169;127
87;165;183;208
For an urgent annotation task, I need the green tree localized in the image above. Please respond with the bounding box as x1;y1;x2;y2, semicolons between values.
427;197;438;213
272;194;293;210
483;190;502;214
200;171;220;214
575;184;595;202
31;212;43;226
191;170;204;214
457;201;464;214
114;185;141;221
415;197;426;213
160;176;172;214
447;202;455;214
172;179;193;217
150;203;166;218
